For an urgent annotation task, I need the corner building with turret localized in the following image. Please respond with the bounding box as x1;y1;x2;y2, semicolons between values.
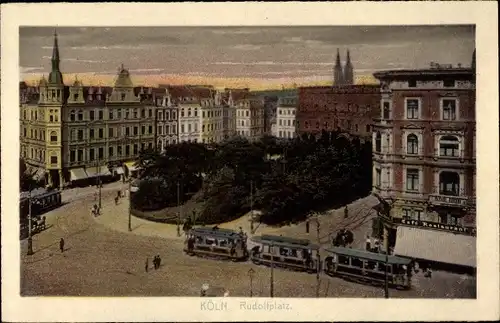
20;32;156;187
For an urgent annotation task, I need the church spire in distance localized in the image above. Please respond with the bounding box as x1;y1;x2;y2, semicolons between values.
333;48;344;86
343;49;354;85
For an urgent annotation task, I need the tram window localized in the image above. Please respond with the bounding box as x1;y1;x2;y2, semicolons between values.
338;255;350;265
352;258;364;268
219;240;227;247
196;236;203;243
366;260;378;270
205;238;215;245
290;249;298;257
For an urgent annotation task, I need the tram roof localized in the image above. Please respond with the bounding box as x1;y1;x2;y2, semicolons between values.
253;235;319;249
20;188;60;201
325;247;412;265
191;227;240;238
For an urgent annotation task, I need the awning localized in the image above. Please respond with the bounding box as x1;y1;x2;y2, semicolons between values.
85;166;111;178
115;167;125;175
124;161;138;172
70;168;87;181
394;226;476;268
32;168;46;180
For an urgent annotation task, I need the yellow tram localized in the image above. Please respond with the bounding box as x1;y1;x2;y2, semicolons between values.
324;247;413;289
250;235;321;273
184;227;248;261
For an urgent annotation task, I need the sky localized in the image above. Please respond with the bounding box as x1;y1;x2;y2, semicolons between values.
20;26;475;90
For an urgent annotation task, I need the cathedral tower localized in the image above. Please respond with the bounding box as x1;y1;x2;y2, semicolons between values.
333;49;344;86
343;49;354;85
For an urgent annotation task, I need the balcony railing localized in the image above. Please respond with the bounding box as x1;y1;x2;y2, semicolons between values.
429;194;468;207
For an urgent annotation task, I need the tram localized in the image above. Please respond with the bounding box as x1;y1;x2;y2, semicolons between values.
184;226;249;261
250;235;321;273
20;189;62;220
324;247;413;289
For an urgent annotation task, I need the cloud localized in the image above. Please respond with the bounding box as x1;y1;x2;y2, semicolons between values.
231;44;262;51
20;66;44;73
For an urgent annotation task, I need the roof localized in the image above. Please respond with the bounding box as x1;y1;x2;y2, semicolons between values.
162;85;213;104
373;67;474;80
253;234;319;249
20;188;60;201
325;247;412;265
394;226;476;268
298;84;380;94
191;226;240;238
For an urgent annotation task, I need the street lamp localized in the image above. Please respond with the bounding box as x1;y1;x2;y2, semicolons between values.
248;268;255;297
177;181;181;237
27;188;34;256
373;195;394;299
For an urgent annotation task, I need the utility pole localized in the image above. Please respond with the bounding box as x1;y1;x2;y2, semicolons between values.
128;179;132;232
97;154;102;210
177;181;181;236
384;225;389;298
250;180;254;233
27;188;34;255
316;214;321;298
270;241;274;298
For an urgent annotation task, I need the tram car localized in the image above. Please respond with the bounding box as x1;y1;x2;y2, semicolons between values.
184;226;249;262
19;189;62;238
324;247;413;290
250;235;321;273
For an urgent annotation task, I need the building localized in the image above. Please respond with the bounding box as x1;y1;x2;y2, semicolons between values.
275;96;298;139
201;90;224;144
296;85;381;139
372;56;476;270
221;91;237;141
232;89;265;141
20;32;154;187
333;49;354;86
153;88;179;151
251;89;298;137
162;85;210;143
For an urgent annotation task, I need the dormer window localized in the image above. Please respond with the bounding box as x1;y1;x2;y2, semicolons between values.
121;93;126;101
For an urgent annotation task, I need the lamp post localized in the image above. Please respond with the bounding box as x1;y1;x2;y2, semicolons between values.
248;268;255;297
270;241;274;298
97;155;102;210
27;188;34;255
250;180;254;233
177;181;181;236
315;214;321;298
128;179;132;232
373;195;394;299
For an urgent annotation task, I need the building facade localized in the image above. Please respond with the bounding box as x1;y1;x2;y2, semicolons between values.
201;90;224;144
372;60;476;269
20;32;154;187
275;96;298;139
296;85;381;139
153;89;179;151
233;90;265;141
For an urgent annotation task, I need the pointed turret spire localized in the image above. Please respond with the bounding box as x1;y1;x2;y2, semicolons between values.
346;49;351;64
343;49;354;85
333;48;344;86
48;29;64;85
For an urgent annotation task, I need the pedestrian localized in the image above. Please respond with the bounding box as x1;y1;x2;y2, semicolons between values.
145;257;149;272
365;234;372;251
157;255;162;269
153;256;157;269
305;220;310;233
374;239;380;253
59;238;65;253
344;206;349;219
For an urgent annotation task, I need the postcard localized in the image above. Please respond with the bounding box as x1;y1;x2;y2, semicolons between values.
1;2;499;322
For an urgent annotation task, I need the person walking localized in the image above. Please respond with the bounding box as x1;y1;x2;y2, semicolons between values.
59;238;65;253
145;257;149;272
344;206;349;219
365;234;372;251
157;255;162;269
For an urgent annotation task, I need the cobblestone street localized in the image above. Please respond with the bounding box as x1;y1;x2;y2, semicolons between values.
20;185;476;298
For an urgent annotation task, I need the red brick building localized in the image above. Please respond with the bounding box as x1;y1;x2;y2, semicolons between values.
296;85;381;139
372;60;476;269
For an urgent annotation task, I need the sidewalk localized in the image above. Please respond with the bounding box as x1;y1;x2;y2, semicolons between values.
93;192;378;247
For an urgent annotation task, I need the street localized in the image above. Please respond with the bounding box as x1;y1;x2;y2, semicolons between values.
20;183;476;298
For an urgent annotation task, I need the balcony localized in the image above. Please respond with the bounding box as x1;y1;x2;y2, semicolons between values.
429;194;468;207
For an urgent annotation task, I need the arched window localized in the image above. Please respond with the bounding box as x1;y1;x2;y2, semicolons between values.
439;135;459;157
70;110;76;121
375;132;382;152
407;134;419;155
188;108;192;117
50;131;58;143
77;110;83;121
439;171;460;196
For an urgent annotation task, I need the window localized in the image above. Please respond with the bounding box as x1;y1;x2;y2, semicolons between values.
149;109;153;118
383;102;391;119
165;111;170;120
443;79;455;87
194;109;198;117
70;150;76;163
109;146;114;157
376;168;381;187
133;109;138;119
172;125;177;134
439;136;459;157
117;109;122;119
188;109;191;117
439;171;460;196
50;115;54;122
78;110;84;121
109;110;113;120
406;169;419;191
406;99;419;119
125;145;130;156
121;93;126;101
109;128;114;137
181;124;185;133
89;149;95;161
78;150;84;161
98;128;104;138
141;125;146;135
125;109;130;119
98;110;104;120
181;109;185;117
165;125;170;134
50;156;58;164
78;130;84;141
403;209;421;221
89;129;95;139
148;125;153;134
50;131;57;143
133;144;138;155
98;147;104;159
442;99;457;120
375;132;381;152
90;110;95;120
117;146;122;156
407;134;419;155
